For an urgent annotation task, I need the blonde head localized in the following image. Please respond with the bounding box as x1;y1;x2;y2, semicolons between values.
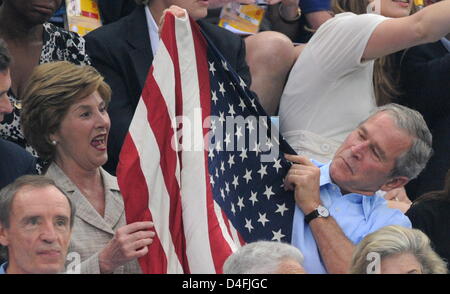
350;226;448;274
20;61;111;161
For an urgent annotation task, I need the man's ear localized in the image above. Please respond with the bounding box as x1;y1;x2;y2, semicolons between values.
0;223;9;247
380;176;409;192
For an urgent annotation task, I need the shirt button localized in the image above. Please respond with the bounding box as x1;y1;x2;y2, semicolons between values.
321;143;331;153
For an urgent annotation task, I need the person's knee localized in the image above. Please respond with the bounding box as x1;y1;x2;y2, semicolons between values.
245;31;296;74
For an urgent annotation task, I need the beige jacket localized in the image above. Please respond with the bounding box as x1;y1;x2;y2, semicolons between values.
46;163;142;274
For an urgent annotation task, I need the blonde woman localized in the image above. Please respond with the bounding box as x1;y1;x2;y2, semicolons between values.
350;225;447;274
21;61;154;274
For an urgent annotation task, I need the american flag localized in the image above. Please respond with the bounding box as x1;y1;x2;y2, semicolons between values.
117;13;296;274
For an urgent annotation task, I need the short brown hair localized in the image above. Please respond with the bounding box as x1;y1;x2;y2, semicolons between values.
0;175;75;260
21;61;111;160
0;175;75;229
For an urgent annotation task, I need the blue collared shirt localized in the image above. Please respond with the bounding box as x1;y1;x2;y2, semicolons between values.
0;262;7;274
291;161;411;274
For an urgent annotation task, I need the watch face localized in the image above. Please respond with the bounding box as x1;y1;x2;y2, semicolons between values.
317;206;329;217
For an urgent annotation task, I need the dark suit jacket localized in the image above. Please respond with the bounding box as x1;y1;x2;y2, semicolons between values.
85;5;251;175
398;40;450;200
0;139;37;189
97;0;136;25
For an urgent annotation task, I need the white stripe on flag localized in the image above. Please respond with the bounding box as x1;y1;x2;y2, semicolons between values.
152;42;181;185
174;15;216;273
229;220;242;249
129;99;184;274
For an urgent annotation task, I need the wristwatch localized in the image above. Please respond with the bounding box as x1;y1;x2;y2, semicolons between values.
304;205;329;224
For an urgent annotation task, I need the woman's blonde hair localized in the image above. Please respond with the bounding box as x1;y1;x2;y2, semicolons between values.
330;0;409;106
20;61;111;161
350;226;448;274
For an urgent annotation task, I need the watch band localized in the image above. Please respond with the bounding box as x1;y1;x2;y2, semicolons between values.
305;205;329;224
304;210;320;224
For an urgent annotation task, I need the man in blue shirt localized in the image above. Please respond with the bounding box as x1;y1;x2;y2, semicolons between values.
284;104;433;274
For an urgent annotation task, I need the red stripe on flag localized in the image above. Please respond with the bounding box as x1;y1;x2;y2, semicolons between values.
161;14;184;164
117;135;168;274
142;72;189;273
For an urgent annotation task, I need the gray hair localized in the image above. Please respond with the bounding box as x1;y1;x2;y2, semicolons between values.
223;241;304;274
0;39;11;72
350;226;448;274
363;103;433;180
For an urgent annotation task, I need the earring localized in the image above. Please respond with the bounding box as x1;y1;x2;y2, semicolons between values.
52;140;58;146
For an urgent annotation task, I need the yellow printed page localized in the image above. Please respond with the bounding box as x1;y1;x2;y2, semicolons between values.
219;4;266;35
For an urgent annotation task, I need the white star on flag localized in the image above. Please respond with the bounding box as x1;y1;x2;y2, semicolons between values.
222;60;229;71
245;218;254;233
240;148;248;162
273;158;282;173
208;61;216;75
228;104;236;116
211;90;218;105
275;203;289;216
263;185;275;200
239;98;246;111
243;168;252;183
235;126;243;140
257;213;270;227
218;111;225;124
252;142;261;156
249;190;258;206
232;175;239;189
257;163;268;180
227;154;235;168
208;147;215;159
231;203;236;216
219;82;226;96
237;196;245;211
215;140;222;152
272;229;285;242
224;132;231;148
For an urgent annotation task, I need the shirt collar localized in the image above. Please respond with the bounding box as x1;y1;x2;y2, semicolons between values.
314;160;380;218
145;5;160;56
441;37;450;52
0;262;7;274
311;160;333;187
